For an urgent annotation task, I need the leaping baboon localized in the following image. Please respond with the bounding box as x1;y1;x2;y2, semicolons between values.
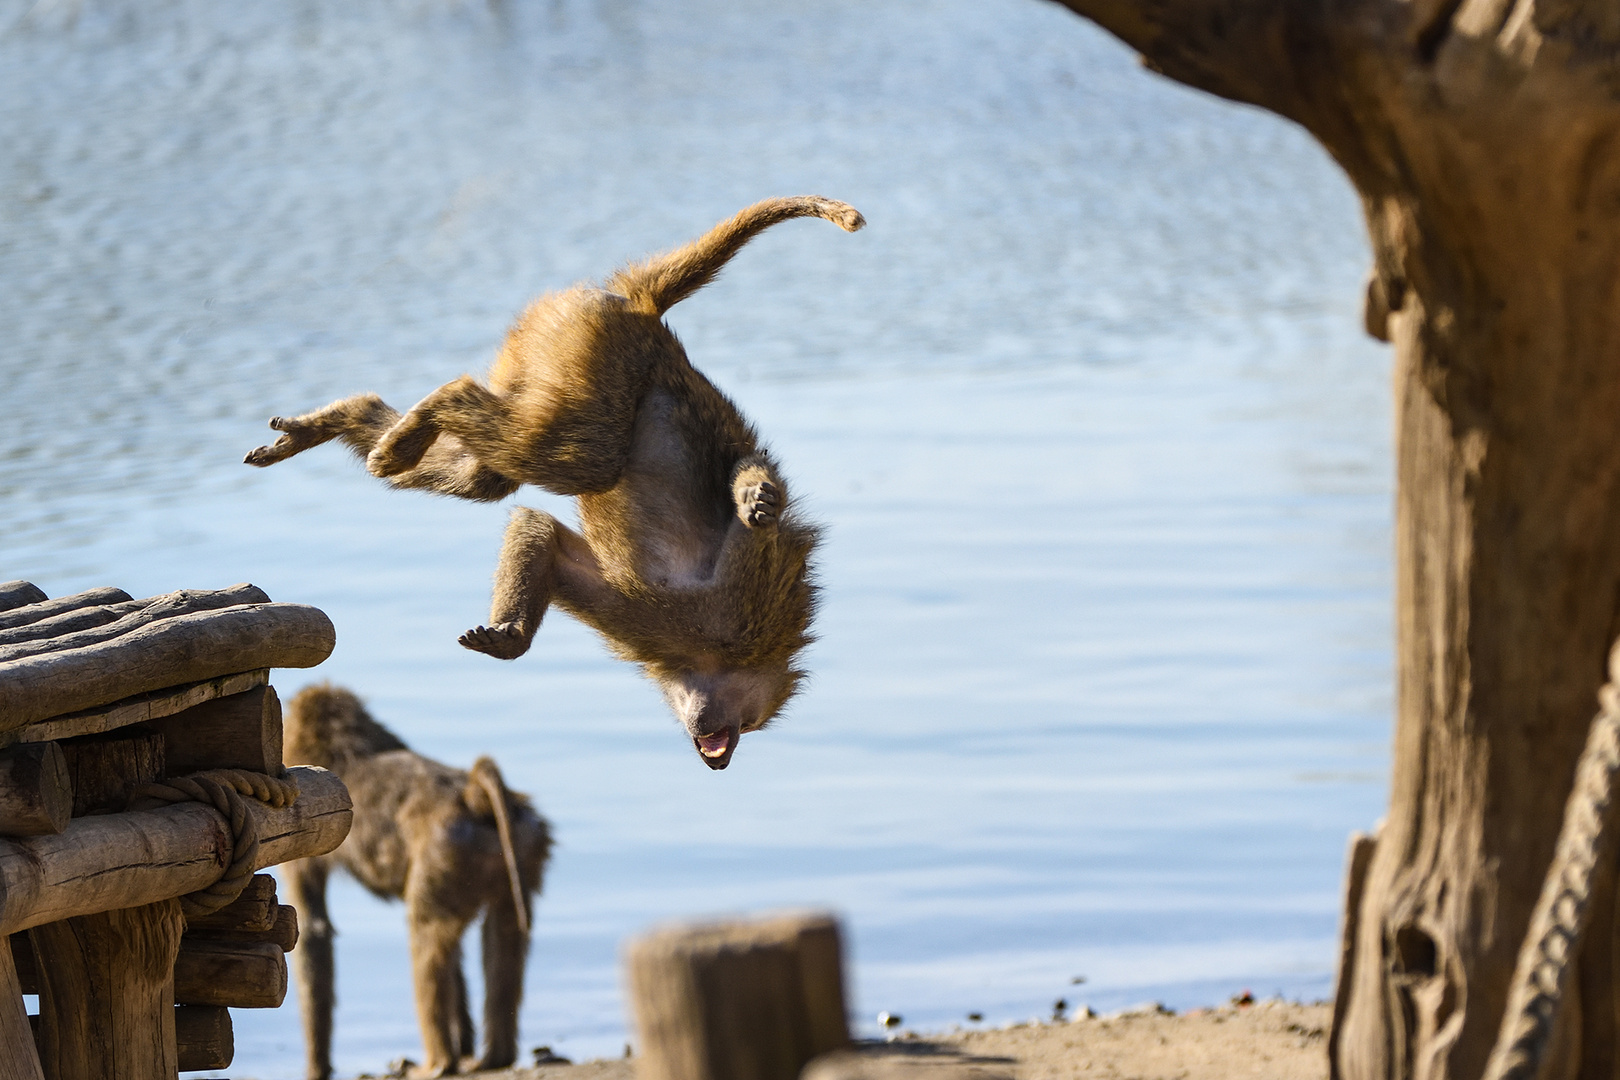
246;196;865;769
281;684;552;1080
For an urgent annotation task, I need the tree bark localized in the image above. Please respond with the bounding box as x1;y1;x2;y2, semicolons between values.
1043;1;1620;1078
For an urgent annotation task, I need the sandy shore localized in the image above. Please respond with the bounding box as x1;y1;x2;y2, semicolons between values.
494;999;1329;1080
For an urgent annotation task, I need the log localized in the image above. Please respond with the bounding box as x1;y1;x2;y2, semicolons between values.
175;1006;234;1072
625;911;850;1080
60;728;164;816
0;584;271;663
0;742;71;837
0;669;267;750
0;604;335;731
0;582;46;613
269;902;299;952
152;684;284;776
186;873;278;933
174;938;286;1009
0;600;141;647
0;765;351;935
29;899;185;1080
0;587;133;635
0;932;45;1080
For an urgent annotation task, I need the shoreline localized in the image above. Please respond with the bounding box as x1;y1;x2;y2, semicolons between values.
429;999;1331;1080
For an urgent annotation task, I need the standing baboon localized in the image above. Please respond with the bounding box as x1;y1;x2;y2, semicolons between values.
282;684;552;1080
246;196;865;769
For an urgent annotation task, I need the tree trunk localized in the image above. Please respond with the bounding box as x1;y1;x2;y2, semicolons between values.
1043;2;1620;1077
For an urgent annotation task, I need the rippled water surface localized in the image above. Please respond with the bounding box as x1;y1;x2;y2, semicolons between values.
0;0;1391;1073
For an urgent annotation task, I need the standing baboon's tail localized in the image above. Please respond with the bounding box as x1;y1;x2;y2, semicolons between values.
608;196;864;317
467;756;530;936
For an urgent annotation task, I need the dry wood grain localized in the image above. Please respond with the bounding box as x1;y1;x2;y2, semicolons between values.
0;584;271;663
0;669;267;750
0;604;334;731
0;587;133;635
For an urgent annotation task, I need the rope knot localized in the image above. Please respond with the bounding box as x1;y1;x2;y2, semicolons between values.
128;768;301;917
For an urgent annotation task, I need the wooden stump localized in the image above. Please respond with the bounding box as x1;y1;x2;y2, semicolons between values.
625;912;850;1080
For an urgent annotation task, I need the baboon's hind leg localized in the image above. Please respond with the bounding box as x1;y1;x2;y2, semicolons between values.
285;859;336;1080
245;394;398;468
477;895;529;1070
246;392;519;502
405;895;472;1078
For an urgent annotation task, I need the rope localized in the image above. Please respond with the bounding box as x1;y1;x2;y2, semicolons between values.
127;768;300;918
1481;670;1620;1080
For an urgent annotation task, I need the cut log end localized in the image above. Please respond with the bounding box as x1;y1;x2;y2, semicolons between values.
626;911;850;1080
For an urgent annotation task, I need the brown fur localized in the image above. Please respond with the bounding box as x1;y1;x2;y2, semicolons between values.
247;196;864;769
282;684;552;1080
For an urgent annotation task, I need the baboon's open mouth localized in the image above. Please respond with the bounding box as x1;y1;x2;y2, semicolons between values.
694;729;737;770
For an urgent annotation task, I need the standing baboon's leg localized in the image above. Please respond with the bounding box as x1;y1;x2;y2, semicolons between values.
477;896;530;1070
285;859;336;1080
731;455;785;528
459;508;605;660
405;891;471;1078
451;945;475;1062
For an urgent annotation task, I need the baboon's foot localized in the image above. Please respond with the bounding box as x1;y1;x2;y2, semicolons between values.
458;622;531;660
737;479;780;528
367;419;436;478
403;1061;455;1080
244;416;318;467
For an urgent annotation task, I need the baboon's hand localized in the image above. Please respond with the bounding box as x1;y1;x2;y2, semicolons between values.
459;623;531;660
737;480;780;529
243;416;311;467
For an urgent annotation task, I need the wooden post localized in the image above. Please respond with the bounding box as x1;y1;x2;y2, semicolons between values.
0;743;70;838
30;900;185;1080
625;912;850;1080
0;934;45;1080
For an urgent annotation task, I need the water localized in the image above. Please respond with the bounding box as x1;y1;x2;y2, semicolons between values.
0;0;1392;1073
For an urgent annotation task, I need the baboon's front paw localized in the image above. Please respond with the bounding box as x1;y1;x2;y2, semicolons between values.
737;480;780;528
458;623;530;660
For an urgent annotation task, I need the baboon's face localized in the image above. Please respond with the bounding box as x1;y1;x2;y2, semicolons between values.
658;666;791;770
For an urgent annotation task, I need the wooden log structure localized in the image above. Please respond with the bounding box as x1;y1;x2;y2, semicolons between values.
625;911;851;1080
0;580;347;1080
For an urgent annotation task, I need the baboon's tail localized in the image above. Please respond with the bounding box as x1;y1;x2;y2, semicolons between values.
468;756;530;936
608;196;865;317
